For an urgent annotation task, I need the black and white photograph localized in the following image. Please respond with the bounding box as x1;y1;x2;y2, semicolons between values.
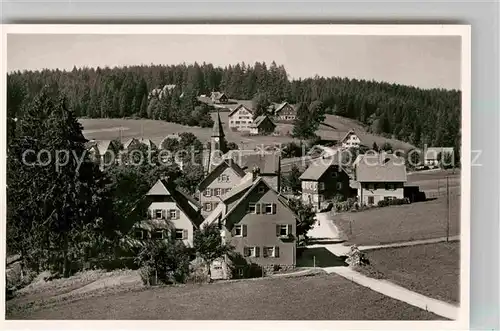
3;25;470;326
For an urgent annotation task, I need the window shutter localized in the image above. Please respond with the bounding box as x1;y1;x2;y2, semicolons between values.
272;203;277;214
162;209;167;219
276;224;280;236
243;247;249;257
256;203;261;214
274;246;280;258
263;247;268;258
182;229;188;240
255;247;260;258
176;210;180;219
242;224;248;237
231;226;236;236
150;209;154;219
287;224;293;235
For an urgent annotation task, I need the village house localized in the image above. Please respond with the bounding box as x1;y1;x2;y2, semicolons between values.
122;137;156;151
201;169;297;279
228;104;254;132
249;115;276;135
424;147;455;167
85;139;121;169
210;92;229;104
340;129;362;149
354;153;407;206
273;102;296;121
299;158;354;211
132;178;204;247
197;158;246;216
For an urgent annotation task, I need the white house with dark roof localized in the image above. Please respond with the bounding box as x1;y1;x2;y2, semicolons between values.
210;92;229;104
228;104;254;132
132;178;204;247
340;130;362;149
355;153;407;206
273;102;296;121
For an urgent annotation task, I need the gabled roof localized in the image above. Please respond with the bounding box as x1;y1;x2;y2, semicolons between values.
225;152;280;175
210;91;227;100
220;172;254;202
340;129;358;143
355;153;407;183
228;104;254;117
146;179;204;227
198;158;246;190
123;137;156;150
250;115;275;128
212;110;225;137
274;102;294;114
86;140;112;156
299;158;341;181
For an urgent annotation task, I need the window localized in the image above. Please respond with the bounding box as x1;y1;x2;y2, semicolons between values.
204;189;212;197
169;209;177;219
248;203;256;214
204;203;212;211
277;224;289;236
264;203;273;214
385;196;396;201
319;182;325;190
237;268;244;277
332;172;338;178
175;229;186;240
386;183;395;190
368;196;375;205
368;184;375;190
152;230;164;240
234;225;242;237
336;182;343;190
154;209;163;219
218;174;229;182
236;121;240;124
248;247;256;257
134;229;144;239
214;188;221;196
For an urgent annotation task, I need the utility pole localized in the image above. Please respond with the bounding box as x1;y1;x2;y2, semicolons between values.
446;176;450;242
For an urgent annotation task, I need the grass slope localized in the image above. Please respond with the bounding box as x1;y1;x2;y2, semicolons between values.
334;196;461;246
7;274;442;320
358;242;460;304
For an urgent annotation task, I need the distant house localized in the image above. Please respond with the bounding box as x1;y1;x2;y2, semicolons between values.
201;170;297;279
197;159;247;216
424;147;454;167
210;92;229;104
228;104;254;132
273;102;296;121
307;145;339;159
132;178;204;247
354;153;407;206
122;137;156;152
249;115;276;135
85;139;121;170
340;130;362;149
299;158;354;211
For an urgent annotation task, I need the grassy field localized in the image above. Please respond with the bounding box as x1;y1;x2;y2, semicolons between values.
334;196;460;246
357;242;460;304
407;169;461;196
7;273;443;320
79;113;415;152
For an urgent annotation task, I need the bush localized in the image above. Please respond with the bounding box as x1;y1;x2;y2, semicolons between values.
345;245;370;267
377;198;410;208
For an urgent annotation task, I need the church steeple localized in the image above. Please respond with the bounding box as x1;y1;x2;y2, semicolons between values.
211;110;227;154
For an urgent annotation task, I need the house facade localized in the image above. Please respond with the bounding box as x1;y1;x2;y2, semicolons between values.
273;102;296;121
249;115;276;135
340;130;361;149
228;104;254;132
197;159;246;216
133;179;204;247
86;139;121;170
355;153;407;206
299;159;353;211
202;173;297;279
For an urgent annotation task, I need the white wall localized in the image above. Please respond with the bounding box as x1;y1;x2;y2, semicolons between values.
357;183;404;205
148;201;195;246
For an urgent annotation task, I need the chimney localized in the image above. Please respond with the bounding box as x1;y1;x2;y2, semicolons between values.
252;166;261;181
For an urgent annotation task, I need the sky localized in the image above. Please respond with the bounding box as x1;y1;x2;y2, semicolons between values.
7;34;461;90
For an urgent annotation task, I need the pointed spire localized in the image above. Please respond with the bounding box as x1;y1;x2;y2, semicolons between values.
212;109;224;138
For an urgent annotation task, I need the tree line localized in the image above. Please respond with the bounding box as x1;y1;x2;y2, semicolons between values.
8;60;461;155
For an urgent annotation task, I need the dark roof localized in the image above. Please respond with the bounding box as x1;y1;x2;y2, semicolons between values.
146;179;204;228
212;110;225;137
274;102;295;114
228;104;254;117
340;129;358;143
211;92;227;100
250;115;275;128
198;158;246;189
299;158;341;181
226;152;280;174
355;153;407;182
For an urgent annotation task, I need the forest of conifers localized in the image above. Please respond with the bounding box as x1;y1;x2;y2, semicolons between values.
7;61;461;154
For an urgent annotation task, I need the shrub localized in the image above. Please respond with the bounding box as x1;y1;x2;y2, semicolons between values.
377;198;410;208
345;245;370;267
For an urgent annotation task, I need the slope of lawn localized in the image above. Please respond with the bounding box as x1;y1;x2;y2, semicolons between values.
357;242;460;304
7;274;443;320
334;196;460;246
